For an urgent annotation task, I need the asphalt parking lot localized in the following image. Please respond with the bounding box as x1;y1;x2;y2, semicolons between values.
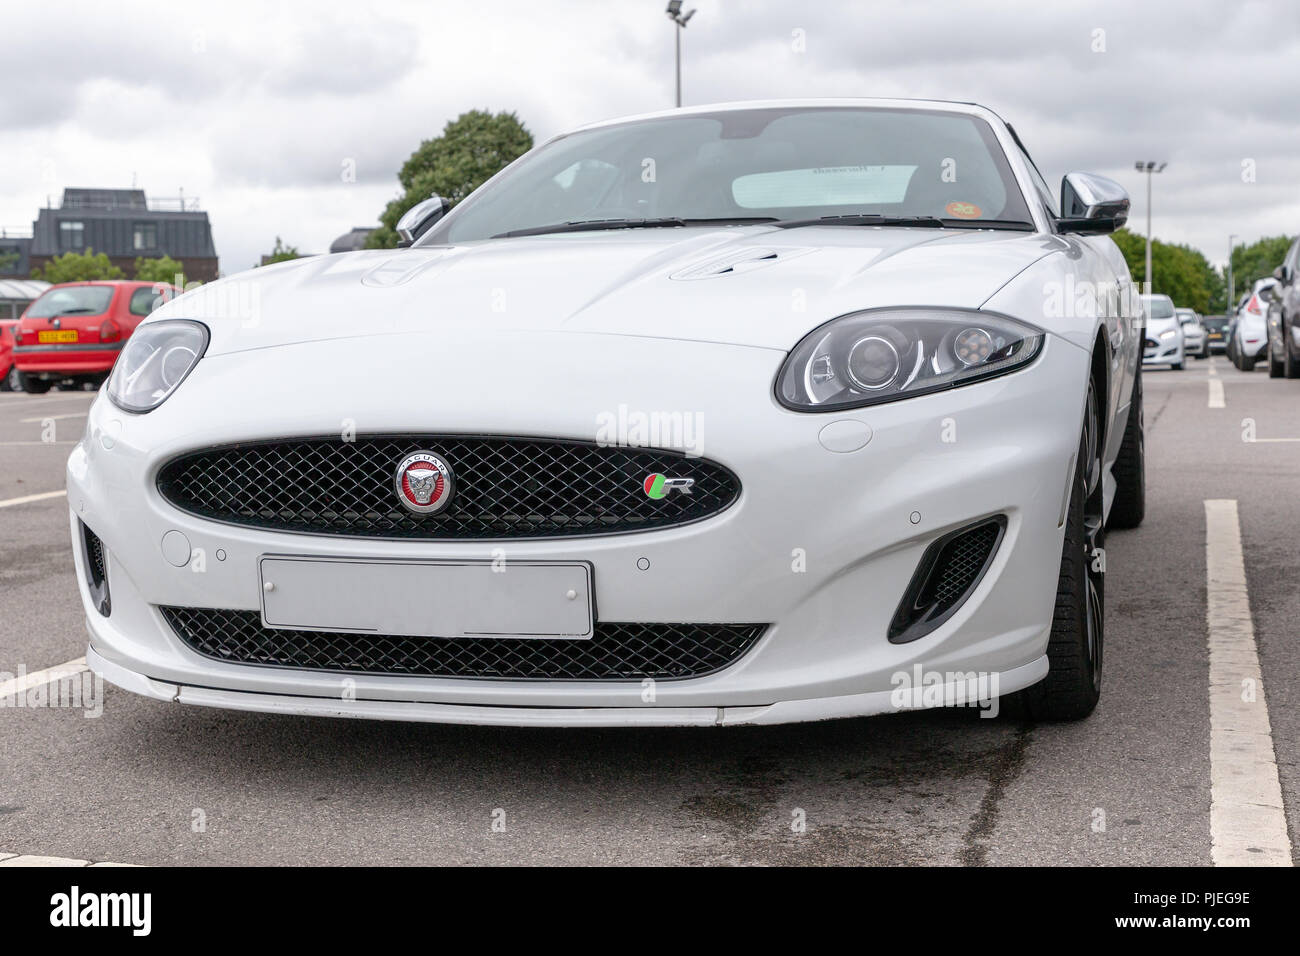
0;358;1296;866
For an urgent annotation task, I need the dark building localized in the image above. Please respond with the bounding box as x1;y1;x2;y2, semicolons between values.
0;233;32;278
29;188;219;282
329;227;374;253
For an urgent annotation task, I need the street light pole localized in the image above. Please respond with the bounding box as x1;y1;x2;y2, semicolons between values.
1134;161;1166;292
666;2;696;108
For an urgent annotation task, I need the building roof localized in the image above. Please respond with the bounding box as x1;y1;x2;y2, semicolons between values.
0;279;50;302
61;188;148;210
330;227;375;254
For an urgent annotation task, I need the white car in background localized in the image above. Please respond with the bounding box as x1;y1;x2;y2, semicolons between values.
1229;278;1276;371
1141;294;1185;370
70;99;1144;727
1175;308;1207;359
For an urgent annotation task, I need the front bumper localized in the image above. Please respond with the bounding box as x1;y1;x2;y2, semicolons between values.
1142;338;1183;365
71;328;1088;726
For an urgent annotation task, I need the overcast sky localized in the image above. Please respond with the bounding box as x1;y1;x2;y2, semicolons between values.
4;0;1296;274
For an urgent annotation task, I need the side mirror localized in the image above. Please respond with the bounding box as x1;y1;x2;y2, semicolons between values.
1056;172;1130;235
396;194;450;246
1274;264;1292;285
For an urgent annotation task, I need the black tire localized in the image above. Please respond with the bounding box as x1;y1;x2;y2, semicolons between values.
1171;360;1184;371
1241;355;1256;372
0;364;14;392
1108;363;1145;529
1286;326;1300;379
1269;340;1284;377
19;371;51;394
1018;377;1105;721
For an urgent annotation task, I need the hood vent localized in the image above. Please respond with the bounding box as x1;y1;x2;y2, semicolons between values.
669;246;810;280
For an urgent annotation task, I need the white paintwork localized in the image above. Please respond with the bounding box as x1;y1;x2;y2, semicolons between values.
1204;500;1292;866
72;99;1138;727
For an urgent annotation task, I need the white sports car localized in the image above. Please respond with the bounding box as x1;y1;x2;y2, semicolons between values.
71;99;1144;727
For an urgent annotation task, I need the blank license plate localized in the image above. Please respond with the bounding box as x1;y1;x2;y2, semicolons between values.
258;556;594;639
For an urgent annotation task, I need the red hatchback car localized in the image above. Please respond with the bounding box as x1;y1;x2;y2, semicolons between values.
12;280;178;393
0;318;20;391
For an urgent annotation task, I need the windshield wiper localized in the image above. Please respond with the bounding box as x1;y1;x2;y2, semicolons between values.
492;216;779;239
50;308;99;316
772;214;1035;231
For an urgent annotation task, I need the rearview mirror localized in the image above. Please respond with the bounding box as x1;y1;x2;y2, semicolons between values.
396;194;450;246
1056;172;1130;235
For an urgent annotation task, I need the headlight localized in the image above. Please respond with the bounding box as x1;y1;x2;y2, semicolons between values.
776;308;1044;411
1159;328;1178;340
107;320;209;413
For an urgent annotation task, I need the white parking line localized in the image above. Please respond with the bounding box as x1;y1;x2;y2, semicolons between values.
1204;499;1292;866
0;854;136;867
19;412;86;423
0;489;66;508
0;657;89;700
1208;379;1225;408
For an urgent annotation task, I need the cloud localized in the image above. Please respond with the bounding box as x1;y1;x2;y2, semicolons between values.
1;0;1296;274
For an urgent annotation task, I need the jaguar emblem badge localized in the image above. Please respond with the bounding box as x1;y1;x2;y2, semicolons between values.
394;451;454;515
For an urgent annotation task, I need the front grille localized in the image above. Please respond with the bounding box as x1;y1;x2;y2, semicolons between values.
156;436;739;539
889;516;1005;644
161;607;766;681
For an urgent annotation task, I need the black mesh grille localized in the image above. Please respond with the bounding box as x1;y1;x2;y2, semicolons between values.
156;436;739;539
889;516;1004;644
85;528;107;585
161;607;766;681
920;522;1001;613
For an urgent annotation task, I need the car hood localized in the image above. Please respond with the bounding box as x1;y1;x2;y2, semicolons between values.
1147;316;1179;334
162;226;1058;357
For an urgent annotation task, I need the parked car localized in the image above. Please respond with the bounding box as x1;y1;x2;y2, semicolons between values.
1266;236;1300;378
12;280;177;393
0;318;20;391
73;99;1143;726
1175;308;1207;359
1141;294;1185;369
1227;278;1276;371
1202;313;1231;353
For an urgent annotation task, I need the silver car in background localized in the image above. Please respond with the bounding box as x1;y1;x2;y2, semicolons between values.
1142;294;1185;370
1176;308;1207;359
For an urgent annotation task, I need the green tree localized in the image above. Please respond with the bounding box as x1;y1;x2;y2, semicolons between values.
366;109;533;249
0;250;19;274
1227;235;1294;306
134;254;188;288
32;248;125;283
260;237;302;266
1110;228;1222;313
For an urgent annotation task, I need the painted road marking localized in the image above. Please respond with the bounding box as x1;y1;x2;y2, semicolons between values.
1208;379;1225;408
0;657;89;700
0;854;136;867
19;412;86;423
1204;499;1292;866
0;489;66;508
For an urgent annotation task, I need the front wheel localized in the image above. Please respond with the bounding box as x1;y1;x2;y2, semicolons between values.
1017;377;1104;721
1171;360;1184;371
1269;341;1284;377
1240;355;1256;372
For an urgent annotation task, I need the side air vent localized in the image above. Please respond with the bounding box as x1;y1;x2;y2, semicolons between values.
888;516;1006;644
80;520;111;616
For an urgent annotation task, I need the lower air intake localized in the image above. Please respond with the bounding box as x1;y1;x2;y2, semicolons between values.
161;607;766;681
888;516;1005;644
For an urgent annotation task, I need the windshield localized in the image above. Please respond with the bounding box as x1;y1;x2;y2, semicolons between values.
1143;296;1176;320
426;107;1033;243
27;285;113;318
